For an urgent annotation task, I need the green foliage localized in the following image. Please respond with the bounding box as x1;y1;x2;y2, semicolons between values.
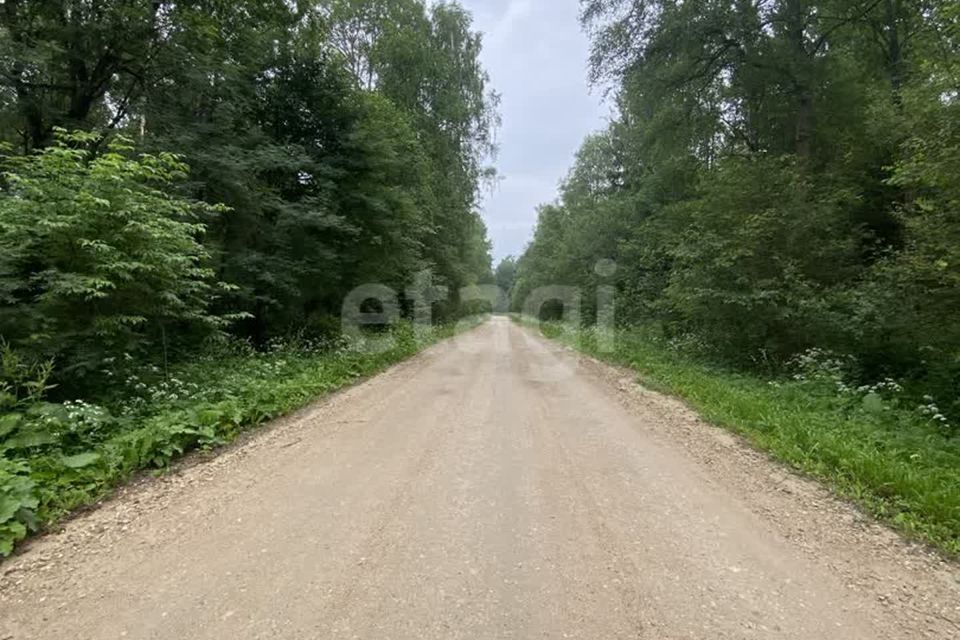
121;0;497;335
0;322;465;555
660;157;863;361
851;55;960;405
495;256;518;297
326;0;499;301
0;340;54;411
0;131;226;381
0;1;498;554
0;459;38;556
0;0;497;347
0;0;169;151
510;0;960;552
524;318;960;556
516;0;960;417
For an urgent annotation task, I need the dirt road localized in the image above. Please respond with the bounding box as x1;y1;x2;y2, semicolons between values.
1;317;958;639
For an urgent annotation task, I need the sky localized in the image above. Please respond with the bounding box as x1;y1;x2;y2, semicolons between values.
458;0;610;262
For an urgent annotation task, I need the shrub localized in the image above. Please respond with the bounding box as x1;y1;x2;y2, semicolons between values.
0;131;229;384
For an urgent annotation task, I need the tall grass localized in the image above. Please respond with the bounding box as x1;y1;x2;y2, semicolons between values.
0;321;475;556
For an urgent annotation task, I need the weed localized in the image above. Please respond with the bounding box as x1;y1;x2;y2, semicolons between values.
0;322;468;556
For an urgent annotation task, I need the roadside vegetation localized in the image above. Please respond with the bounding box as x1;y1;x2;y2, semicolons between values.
521;319;960;556
505;2;960;554
0;0;498;555
0;323;478;556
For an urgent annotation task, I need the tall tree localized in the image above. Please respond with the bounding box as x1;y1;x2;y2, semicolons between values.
516;0;960;406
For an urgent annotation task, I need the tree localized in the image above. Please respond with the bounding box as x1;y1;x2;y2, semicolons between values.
0;131;226;381
495;257;517;296
515;0;960;409
0;0;169;151
324;0;500;300
0;0;498;365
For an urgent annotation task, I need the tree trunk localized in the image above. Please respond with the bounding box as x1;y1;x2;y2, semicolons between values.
784;0;814;158
884;0;905;109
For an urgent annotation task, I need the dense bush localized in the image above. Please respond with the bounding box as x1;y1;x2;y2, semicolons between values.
0;132;227;381
0;0;497;384
659;158;863;362
0;323;463;555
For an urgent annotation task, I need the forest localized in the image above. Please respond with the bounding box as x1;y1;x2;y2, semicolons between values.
0;0;497;554
514;0;959;418
508;0;960;551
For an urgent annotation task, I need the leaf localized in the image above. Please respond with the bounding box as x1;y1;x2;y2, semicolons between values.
61;452;101;469
862;393;885;414
0;495;22;523
0;520;27;556
0;413;22;439
0;392;17;411
0;532;16;556
2;430;57;450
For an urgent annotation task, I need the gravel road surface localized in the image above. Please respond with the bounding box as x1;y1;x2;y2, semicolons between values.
2;317;958;639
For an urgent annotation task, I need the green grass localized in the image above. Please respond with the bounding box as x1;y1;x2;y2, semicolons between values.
0;321;477;556
518;317;960;557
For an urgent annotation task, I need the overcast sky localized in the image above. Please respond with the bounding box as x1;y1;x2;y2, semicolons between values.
459;0;610;262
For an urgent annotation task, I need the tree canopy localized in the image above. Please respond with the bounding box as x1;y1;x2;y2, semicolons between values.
0;0;498;387
515;0;960;416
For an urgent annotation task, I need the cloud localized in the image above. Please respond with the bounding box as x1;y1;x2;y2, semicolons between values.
461;0;608;261
486;0;534;48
